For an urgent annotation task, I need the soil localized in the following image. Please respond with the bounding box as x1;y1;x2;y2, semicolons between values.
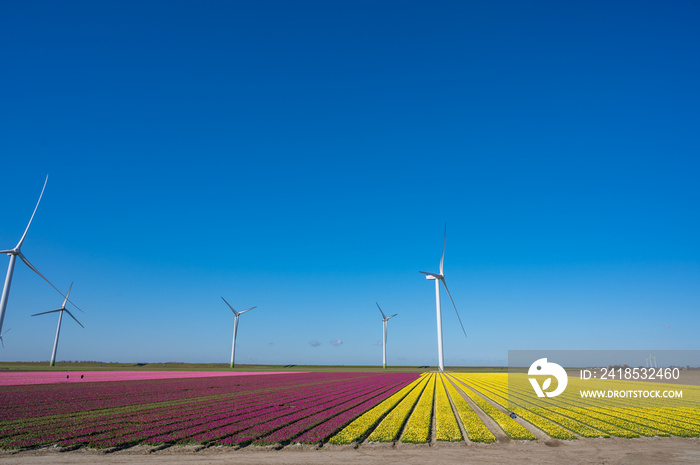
0;437;698;465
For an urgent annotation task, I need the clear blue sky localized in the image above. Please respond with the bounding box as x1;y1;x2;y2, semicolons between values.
1;1;698;366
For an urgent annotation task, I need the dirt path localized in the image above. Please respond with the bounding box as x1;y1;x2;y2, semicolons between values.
1;438;699;465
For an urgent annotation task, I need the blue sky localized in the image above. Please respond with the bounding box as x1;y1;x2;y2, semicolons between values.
1;1;698;366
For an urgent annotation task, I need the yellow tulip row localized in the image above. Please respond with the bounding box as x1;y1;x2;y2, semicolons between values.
366;374;431;442
400;374;436;443
465;374;609;439
328;374;429;445
464;373;638;438
459;375;604;438
442;375;496;443
434;374;462;442
464;373;700;439
448;375;536;440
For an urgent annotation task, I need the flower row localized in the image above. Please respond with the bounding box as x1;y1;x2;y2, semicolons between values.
399;374;435;443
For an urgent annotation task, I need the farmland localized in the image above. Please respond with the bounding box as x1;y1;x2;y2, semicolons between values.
0;370;699;455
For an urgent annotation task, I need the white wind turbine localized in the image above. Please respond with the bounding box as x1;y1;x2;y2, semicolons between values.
0;176;82;340
419;225;467;372
221;297;257;368
31;282;84;366
376;302;397;369
0;328;10;348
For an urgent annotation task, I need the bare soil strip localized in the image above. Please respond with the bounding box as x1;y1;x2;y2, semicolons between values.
1;437;698;465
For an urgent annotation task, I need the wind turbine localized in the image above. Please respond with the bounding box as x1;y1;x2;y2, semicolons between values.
221;297;257;368
0;176;82;339
376;302;397;369
31;282;84;366
0;328;10;348
419;225;467;372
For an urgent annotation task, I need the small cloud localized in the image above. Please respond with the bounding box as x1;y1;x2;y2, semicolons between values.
330;338;343;346
268;342;274;346
661;324;671;329
309;340;321;347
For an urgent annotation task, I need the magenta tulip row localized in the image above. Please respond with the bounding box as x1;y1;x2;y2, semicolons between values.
1;372;369;445
176;377;410;446
59;374;390;448
0;372;418;449
0;372;363;420
0;372;352;446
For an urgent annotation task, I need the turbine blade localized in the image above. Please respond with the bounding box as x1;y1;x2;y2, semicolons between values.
221;296;238;315
0;328;10;348
64;309;84;328
388;313;398;319
16;175;48;250
238;306;257;315
31;309;63;317
441;278;467;338
439;223;446;276
19;253;84;312
419;271;443;280
0;249;13;254
62;282;74;309
375;302;386;319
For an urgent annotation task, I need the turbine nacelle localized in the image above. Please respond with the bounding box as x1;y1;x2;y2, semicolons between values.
221;296;256;317
376;302;397;322
419;271;443;281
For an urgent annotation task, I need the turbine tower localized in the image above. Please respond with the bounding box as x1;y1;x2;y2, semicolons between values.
376;302;397;369
32;282;84;366
419;224;467;372
221;297;257;368
0;176;81;339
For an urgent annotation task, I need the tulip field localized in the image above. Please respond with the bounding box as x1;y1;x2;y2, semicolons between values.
1;371;699;451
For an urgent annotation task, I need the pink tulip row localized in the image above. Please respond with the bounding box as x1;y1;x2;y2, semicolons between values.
0;371;295;386
0;372;418;449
